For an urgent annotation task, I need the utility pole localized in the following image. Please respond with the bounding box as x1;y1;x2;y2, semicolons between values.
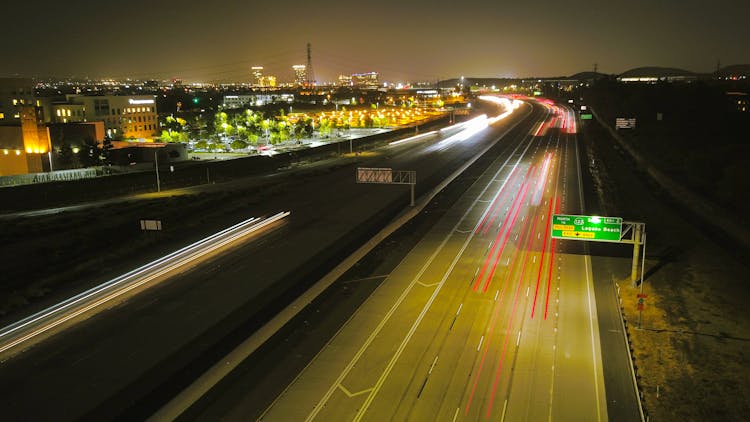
306;42;315;87
154;150;161;192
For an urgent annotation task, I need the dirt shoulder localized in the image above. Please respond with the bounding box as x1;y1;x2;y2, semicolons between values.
582;119;750;421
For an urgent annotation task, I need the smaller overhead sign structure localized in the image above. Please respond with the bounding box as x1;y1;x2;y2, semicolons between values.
551;214;623;242
357;167;393;184
357;167;417;206
615;117;637;129
140;219;162;231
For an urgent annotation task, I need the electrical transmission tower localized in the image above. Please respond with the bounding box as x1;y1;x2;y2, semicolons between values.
306;42;315;87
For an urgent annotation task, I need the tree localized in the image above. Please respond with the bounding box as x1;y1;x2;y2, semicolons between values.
101;138;113;166
213;112;229;135
159;130;173;142
57;142;75;169
231;139;248;150
79;138;102;167
195;140;208;150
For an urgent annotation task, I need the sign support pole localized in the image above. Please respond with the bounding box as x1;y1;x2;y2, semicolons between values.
410;184;415;207
631;223;641;286
638;232;647;328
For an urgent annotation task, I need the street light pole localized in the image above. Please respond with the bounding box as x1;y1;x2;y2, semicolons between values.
154;150;161;192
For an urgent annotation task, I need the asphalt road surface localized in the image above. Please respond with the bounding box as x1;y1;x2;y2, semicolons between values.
0;101;534;420
259;103;616;421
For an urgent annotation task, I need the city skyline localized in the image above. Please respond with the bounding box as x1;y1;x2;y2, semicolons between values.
2;0;749;83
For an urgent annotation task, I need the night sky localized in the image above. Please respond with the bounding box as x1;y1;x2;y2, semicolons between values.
3;0;748;83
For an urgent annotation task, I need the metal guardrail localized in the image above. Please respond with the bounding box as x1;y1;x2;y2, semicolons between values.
613;280;648;421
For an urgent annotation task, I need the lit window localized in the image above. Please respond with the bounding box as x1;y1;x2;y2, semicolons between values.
3;149;7;155
15;150;21;155
56;109;61;116
67;110;71;117
0;112;5;119
13;99;18;105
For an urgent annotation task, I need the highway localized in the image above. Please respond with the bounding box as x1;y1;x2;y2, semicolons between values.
0;99;532;420
260;101;611;421
0;212;289;357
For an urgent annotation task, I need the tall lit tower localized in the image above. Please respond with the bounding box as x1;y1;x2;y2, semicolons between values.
251;66;264;87
306;42;315;87
292;65;307;86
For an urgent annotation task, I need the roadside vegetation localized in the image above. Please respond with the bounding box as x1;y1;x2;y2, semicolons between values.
581;115;750;421
159;105;441;155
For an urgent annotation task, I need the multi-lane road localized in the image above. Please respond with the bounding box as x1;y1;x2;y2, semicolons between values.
0;98;533;420
0;97;641;421
259;101;623;421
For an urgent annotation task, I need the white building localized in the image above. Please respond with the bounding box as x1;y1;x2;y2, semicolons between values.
59;94;158;140
292;65;307;86
222;93;294;109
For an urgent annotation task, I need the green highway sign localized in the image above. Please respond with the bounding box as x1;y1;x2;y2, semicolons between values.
580;113;593;120
551;214;623;242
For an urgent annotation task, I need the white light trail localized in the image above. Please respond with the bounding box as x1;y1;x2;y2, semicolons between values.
0;212;290;354
388;130;438;146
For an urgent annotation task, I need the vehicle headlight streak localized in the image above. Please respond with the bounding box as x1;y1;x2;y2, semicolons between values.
0;211;290;354
531;153;553;206
388;130;438;146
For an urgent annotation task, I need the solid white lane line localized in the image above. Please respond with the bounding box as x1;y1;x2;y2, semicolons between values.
477;335;484;351
429;355;439;374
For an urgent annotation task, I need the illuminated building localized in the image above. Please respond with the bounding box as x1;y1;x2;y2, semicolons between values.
252;66;264;87
261;75;277;87
222;93;294;109
352;72;379;88
52;104;87;123
0;105;51;176
292;65;307;86
57;94;158;140
0;78;37;124
338;74;353;86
